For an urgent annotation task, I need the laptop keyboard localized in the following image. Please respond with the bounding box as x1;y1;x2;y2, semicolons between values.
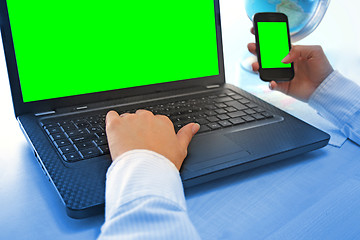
40;89;274;163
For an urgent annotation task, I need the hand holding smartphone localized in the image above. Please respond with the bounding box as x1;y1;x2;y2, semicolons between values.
253;12;294;81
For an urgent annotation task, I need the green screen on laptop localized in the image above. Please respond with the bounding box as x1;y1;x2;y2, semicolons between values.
6;1;219;102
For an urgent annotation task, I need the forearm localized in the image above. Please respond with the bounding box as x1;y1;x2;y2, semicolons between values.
98;150;200;240
309;71;360;145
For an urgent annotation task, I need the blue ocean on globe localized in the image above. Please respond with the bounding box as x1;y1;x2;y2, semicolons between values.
245;0;319;33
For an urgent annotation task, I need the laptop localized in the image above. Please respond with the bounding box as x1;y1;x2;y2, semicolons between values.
0;0;329;218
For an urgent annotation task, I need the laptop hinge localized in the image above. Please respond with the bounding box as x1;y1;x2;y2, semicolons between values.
206;84;220;89
34;110;56;117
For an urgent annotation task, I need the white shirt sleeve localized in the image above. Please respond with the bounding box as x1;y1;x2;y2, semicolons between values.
308;70;360;145
97;149;200;240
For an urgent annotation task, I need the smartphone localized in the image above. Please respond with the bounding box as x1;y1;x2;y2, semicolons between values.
253;12;294;81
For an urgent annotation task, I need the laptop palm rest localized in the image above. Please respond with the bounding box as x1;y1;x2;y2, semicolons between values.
183;134;250;172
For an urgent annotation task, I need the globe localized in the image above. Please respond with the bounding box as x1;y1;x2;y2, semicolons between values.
241;0;330;71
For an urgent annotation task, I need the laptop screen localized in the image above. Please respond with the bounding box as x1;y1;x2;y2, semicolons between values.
6;1;219;103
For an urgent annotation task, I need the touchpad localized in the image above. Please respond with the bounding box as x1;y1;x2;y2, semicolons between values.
183;134;250;171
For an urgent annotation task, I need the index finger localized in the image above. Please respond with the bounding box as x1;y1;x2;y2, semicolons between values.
251;27;254;35
247;42;256;55
135;109;154;116
106;110;120;127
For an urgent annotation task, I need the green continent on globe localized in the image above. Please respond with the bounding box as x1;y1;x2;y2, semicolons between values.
275;0;309;30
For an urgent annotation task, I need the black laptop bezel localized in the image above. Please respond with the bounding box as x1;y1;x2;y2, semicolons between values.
0;0;225;117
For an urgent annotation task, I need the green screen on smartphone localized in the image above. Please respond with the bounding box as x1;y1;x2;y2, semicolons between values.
257;22;291;69
6;1;219;102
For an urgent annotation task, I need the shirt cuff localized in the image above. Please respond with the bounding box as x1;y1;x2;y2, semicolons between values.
104;149;186;220
308;70;360;129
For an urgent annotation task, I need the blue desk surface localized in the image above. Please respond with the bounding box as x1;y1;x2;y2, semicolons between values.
1;1;360;239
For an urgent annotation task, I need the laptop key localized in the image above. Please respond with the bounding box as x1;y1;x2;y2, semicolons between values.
252;113;265;120
75;141;95;150
218;120;232;127
59;145;77;154
229;117;246;125
254;107;266;113
205;110;217;116
228;111;246;118
216;97;233;103
88;119;100;125
196;113;208;118
80;147;102;159
61;123;77;131
86;115;97;120
94;124;105;130
262;112;273;118
95;131;106;138
215;103;227;108
205;105;217;110
242;116;255;122
75;121;90;128
231;95;242;100
215;109;227;114
57;120;71;125
99;145;110;155
195;118;209;125
54;139;72;147
207;123;221;130
226;101;248;111
50;132;67;141
207;116;219;122
94;137;108;146
244;109;256;115
178;114;193;122
174;121;183;129
46;126;62;134
63;152;82;162
239;98;250;104
71;134;97;143
43;123;59;129
217;114;230;120
246;103;258;108
66;129;88;137
198;125;211;133
225;107;237;112
87;126;102;133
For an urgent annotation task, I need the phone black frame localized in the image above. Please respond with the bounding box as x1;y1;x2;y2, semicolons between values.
0;0;225;117
253;12;294;82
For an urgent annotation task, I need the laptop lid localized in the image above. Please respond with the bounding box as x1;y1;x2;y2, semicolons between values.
0;0;225;117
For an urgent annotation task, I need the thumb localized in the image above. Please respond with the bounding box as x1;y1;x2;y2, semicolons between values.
281;45;301;64
177;123;200;150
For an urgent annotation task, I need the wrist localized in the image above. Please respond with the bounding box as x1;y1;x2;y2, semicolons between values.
308;70;337;103
305;68;334;102
108;149;178;176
